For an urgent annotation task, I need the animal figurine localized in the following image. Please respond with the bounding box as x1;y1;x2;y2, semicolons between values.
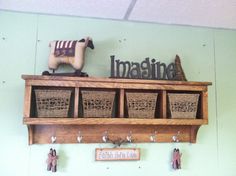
43;37;94;76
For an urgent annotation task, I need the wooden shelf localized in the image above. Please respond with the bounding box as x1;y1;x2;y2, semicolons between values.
22;75;211;144
23;117;208;126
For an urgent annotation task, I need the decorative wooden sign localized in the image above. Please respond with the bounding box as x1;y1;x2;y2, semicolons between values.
95;148;140;161
110;55;187;81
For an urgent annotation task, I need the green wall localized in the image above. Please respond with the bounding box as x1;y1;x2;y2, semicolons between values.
0;11;235;176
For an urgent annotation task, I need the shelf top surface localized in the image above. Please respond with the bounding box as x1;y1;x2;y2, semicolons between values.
22;75;212;86
23;117;208;125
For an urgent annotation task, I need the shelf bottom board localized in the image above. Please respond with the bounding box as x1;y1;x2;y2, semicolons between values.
24;117;207;125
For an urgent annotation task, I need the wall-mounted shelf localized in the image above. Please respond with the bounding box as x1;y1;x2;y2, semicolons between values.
22;75;211;145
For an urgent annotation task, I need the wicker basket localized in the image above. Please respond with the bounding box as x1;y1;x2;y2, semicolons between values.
35;89;72;117
168;93;199;119
81;90;115;117
126;92;158;118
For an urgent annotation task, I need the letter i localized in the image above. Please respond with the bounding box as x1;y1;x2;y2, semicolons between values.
151;59;156;79
110;55;115;77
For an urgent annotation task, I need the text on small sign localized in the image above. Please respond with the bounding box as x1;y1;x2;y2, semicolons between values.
95;148;140;161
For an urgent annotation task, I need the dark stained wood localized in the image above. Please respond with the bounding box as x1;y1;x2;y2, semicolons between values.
22;75;211;144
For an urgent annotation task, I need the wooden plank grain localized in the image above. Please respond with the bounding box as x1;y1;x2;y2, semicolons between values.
23;118;208;126
119;89;125;118
30;124;194;144
160;90;167;118
74;88;79;118
22;75;212;86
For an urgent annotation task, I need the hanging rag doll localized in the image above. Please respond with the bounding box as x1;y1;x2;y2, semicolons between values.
171;148;182;170
46;148;58;172
46;148;53;171
51;149;58;172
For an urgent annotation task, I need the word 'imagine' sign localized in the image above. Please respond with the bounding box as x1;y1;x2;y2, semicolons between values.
110;55;176;80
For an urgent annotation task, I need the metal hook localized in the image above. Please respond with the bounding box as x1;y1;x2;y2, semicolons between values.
51;135;57;143
126;131;132;143
77;131;83;143
102;131;109;143
150;131;157;142
172;131;180;142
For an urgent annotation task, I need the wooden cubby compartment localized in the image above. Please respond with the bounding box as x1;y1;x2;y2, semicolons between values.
22;75;212;145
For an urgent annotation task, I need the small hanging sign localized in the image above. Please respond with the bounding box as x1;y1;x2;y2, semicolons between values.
95;148;140;161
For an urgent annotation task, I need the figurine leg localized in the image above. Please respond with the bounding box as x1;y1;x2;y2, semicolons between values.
42;71;50;76
74;70;81;76
52;165;57;172
47;163;52;171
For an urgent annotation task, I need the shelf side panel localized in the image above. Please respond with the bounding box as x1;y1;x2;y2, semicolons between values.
23;85;32;118
201;90;208;120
